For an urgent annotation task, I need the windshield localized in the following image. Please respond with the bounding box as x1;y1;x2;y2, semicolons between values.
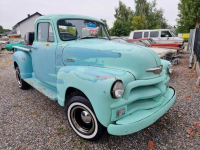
140;40;151;47
170;31;176;37
111;38;127;43
148;38;156;44
58;19;109;41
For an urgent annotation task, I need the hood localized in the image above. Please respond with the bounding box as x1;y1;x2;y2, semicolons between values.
62;39;162;80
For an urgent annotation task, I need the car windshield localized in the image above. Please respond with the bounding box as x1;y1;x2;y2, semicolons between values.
58;19;109;41
148;38;156;44
111;38;127;43
140;40;151;47
170;31;176;37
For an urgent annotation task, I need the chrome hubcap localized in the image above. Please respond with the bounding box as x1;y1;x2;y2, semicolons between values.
71;106;95;135
16;70;22;87
81;111;92;123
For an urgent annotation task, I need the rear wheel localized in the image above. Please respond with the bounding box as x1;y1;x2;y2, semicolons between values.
66;96;104;141
15;67;30;89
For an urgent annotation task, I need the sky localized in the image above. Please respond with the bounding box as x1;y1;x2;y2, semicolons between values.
0;0;180;30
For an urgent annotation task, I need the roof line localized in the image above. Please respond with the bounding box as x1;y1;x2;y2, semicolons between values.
13;12;42;28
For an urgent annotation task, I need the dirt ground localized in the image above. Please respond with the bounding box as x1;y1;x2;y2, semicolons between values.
0;49;200;150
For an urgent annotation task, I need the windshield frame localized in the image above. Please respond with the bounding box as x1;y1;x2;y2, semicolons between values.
57;18;110;41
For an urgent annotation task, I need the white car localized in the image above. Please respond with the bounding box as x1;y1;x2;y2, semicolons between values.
129;29;184;44
0;40;10;49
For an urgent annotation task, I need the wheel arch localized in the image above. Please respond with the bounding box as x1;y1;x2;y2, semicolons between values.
13;50;33;79
65;87;89;106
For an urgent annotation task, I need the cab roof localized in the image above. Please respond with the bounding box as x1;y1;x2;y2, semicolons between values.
130;29;171;32
36;14;104;24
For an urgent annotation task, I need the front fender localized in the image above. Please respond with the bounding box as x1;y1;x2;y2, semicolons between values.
13;51;33;79
57;66;135;127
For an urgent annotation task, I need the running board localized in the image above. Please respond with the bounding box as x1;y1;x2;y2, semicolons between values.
24;78;57;100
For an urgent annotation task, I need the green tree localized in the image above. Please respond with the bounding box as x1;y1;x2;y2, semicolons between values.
100;19;109;30
134;0;167;29
110;19;130;36
111;1;134;36
114;1;134;21
0;25;4;34
0;25;11;34
131;15;146;30
176;0;200;33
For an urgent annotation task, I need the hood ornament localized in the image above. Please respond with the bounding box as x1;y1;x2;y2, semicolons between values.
146;65;163;74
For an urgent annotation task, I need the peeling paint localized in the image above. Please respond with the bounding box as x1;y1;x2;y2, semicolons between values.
65;59;75;62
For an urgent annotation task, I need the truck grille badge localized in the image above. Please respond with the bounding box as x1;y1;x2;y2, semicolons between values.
146;65;163;74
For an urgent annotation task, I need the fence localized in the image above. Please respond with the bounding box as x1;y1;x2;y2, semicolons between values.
193;28;200;62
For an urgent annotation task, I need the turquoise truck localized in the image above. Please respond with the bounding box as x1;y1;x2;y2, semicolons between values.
13;14;176;141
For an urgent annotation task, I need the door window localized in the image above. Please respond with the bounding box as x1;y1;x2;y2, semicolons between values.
37;23;55;42
133;32;142;39
144;32;149;38
150;31;159;38
161;31;172;37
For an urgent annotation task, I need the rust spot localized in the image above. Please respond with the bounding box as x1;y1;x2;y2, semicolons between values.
46;44;49;47
95;75;113;79
103;91;106;94
65;59;75;62
22;58;25;61
115;77;118;80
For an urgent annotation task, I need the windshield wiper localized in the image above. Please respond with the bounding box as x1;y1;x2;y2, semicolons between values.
77;36;97;40
77;36;109;40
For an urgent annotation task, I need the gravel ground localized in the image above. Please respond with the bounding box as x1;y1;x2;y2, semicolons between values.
0;49;200;150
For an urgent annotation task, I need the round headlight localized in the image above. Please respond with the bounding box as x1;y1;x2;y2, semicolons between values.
111;81;124;99
167;63;173;74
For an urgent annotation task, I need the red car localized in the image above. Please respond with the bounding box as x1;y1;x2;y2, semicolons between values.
126;38;184;51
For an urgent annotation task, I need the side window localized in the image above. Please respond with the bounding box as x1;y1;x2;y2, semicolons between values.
48;25;55;42
37;23;48;42
161;31;172;37
150;31;159;38
133;32;142;39
144;32;149;38
37;23;55;42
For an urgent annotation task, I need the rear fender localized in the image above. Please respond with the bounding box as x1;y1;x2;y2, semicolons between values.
13;51;33;79
56;66;134;127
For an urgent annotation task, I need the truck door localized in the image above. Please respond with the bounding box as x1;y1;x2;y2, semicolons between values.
160;30;174;43
31;21;57;87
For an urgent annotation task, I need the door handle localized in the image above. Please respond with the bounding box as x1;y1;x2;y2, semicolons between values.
32;47;37;49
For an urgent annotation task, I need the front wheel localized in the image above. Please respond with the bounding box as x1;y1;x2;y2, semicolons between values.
15;67;30;90
66;96;104;141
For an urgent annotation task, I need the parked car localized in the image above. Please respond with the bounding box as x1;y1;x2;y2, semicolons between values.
0;39;10;49
148;38;184;51
13;14;176;141
5;41;26;51
126;38;179;64
129;29;184;44
110;36;127;43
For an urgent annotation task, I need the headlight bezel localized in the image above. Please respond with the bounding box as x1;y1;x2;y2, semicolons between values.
111;80;124;99
167;63;173;74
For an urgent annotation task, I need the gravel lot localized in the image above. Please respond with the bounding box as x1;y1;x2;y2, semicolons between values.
0;49;200;150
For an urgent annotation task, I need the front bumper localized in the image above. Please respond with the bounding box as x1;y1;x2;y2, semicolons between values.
107;87;176;135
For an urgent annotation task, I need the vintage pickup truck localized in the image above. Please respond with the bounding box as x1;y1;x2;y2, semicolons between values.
13;14;176;141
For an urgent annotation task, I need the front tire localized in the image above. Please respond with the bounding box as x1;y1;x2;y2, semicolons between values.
15;67;30;90
66;96;104;141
